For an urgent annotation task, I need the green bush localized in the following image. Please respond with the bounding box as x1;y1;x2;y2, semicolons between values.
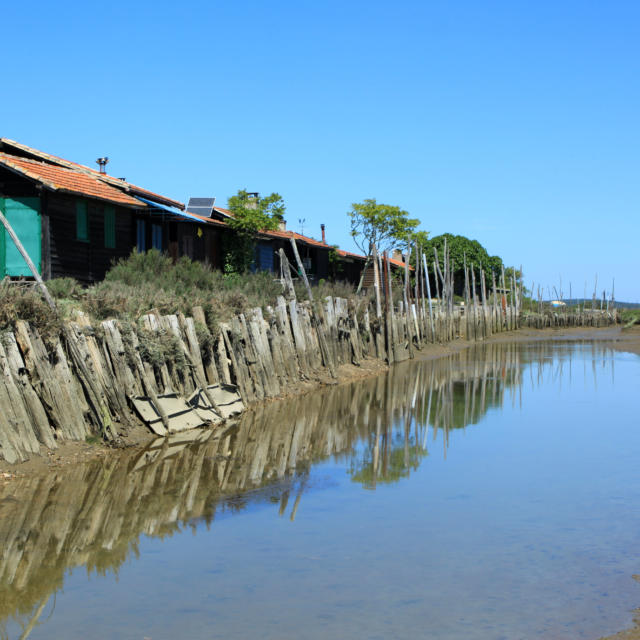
1;251;366;338
46;277;80;299
0;281;62;341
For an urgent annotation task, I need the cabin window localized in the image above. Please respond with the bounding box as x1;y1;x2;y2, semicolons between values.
104;206;116;249
76;201;89;242
152;224;163;251
136;219;146;252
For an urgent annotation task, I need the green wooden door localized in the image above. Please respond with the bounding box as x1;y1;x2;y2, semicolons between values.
0;197;42;277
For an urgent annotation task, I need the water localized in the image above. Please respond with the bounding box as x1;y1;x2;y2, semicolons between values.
1;341;639;639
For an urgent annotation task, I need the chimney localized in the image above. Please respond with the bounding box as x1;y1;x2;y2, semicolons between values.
278;218;287;231
96;157;109;174
246;192;259;210
321;224;326;244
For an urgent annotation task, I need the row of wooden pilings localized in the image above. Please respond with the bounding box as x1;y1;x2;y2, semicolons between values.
0;285;618;463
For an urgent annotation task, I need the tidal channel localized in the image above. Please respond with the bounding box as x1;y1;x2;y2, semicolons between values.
1;341;639;639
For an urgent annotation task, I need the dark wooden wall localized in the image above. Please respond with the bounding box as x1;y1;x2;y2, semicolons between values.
47;193;134;283
0;167;40;198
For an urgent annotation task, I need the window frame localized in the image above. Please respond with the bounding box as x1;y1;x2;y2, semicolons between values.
76;200;89;243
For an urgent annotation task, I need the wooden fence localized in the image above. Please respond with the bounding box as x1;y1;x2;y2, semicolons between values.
0;281;618;463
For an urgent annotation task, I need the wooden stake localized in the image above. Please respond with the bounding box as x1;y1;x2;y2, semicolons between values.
289;236;313;301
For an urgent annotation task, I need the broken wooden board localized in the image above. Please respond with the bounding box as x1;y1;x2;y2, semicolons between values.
132;393;206;435
132;383;244;435
194;383;245;420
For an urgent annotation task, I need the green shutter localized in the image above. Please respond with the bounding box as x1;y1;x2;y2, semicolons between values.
1;197;41;277
76;201;89;242
104;205;116;248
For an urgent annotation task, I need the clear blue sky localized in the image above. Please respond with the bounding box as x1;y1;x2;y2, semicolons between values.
2;0;638;300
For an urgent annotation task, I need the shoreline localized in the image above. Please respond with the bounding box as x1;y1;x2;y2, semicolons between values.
1;325;639;638
2;325;638;479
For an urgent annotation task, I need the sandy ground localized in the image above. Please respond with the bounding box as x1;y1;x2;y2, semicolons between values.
1;325;640;638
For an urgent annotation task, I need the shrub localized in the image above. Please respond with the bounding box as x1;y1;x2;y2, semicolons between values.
0;281;62;342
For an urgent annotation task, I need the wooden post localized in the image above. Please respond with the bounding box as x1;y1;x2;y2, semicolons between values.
383;250;394;364
423;253;435;342
0;210;56;310
278;248;296;301
289;236;313;301
372;244;382;318
356;254;371;294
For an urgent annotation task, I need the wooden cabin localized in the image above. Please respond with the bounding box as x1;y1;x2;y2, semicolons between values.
0;138;329;285
196;202;331;282
0;138;195;283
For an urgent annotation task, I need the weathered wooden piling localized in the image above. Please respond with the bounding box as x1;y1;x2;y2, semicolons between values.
0;274;619;463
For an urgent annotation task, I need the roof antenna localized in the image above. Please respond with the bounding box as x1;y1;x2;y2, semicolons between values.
96;157;109;174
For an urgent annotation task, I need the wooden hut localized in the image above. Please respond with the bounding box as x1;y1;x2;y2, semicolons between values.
0;138;198;283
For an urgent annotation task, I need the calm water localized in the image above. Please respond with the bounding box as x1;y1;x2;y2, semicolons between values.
1;341;639;640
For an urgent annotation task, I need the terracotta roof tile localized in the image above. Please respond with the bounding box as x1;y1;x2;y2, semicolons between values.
336;248;409;269
0;153;145;207
261;228;328;247
211;205;233;217
0;138;184;210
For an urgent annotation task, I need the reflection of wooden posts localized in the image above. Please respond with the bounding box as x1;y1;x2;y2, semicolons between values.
289;236;313;301
0;210;56;310
17;594;49;640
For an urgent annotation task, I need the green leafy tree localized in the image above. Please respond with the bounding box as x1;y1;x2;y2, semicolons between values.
348;198;420;255
225;190;286;273
423;233;504;295
406;230;431;270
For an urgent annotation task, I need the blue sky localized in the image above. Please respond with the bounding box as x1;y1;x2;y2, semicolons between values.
2;0;638;300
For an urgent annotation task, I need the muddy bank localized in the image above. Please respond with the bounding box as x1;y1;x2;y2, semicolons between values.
2;325;635;477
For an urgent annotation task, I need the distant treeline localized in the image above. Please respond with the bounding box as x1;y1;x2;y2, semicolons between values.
554;299;640;309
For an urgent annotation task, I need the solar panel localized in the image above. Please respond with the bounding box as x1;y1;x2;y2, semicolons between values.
186;197;216;217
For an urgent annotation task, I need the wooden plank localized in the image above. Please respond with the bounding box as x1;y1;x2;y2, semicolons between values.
2;332;56;450
289;236;313;301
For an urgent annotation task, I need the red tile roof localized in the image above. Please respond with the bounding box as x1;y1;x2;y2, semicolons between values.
261;228;328;247
0;138;184;210
0;153;145;207
211;205;233;217
184;213;330;249
336;248;410;269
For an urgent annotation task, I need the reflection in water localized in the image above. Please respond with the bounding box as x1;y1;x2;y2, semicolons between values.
0;341;620;638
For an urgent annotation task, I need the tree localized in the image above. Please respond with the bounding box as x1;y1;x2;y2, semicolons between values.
348;199;419;256
422;233;504;295
225;190;286;273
